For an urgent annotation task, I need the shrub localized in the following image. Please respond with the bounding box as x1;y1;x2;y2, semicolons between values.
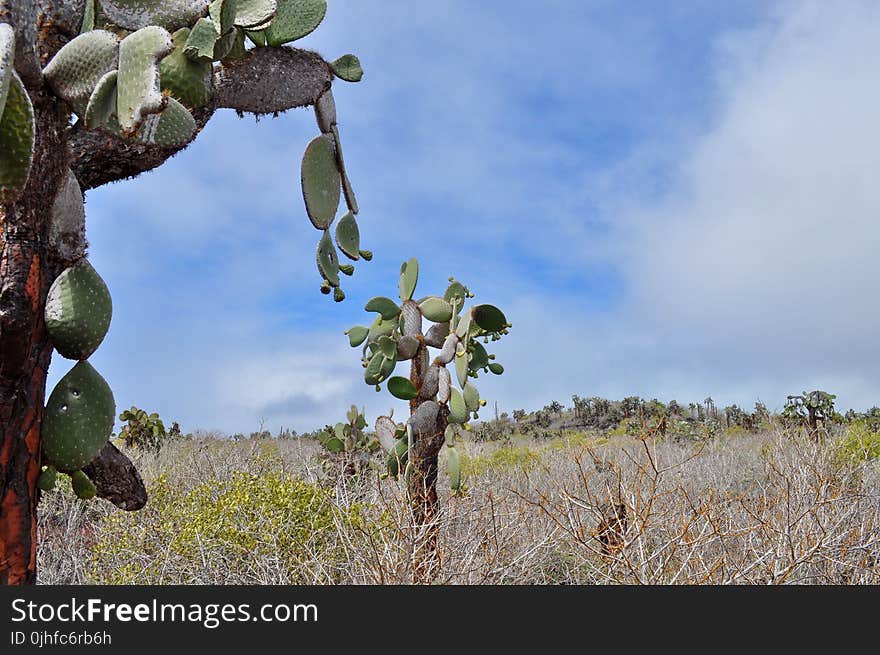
836;421;880;465
462;444;542;478
117;407;180;452
89;471;370;584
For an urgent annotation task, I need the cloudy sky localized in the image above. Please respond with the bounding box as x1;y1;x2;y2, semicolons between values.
58;1;880;434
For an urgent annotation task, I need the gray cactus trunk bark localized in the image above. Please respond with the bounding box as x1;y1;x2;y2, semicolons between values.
407;343;448;582
0;87;68;585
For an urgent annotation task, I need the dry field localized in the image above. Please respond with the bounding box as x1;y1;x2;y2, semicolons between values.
36;426;880;584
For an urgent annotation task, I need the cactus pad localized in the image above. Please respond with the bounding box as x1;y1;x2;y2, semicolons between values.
0;23;13;121
345;325;369;348
42;30;120;110
184;17;221;61
398;258;418;302
71;470;97;500
330;125;359;215
265;0;326;47
365;297;400;321
0;72;34;204
448;387;467;424
316;229;340;287
386;437;408;477
117;26;174;134
375;416;398;452
45;260;113;361
100;0;210;32
209;0;237;35
388;376;418;401
135;97;196;147
301;134;341;230
49;170;87;263
42;361;116;472
331;54;363;82
38;466;58;492
444;280;467;312
335;211;360;260
84;69;118;129
235;0;278;28
419;296;453;323
463;381;480;412
314;89;336;133
161;28;213;108
446;447;461;491
472;304;507;333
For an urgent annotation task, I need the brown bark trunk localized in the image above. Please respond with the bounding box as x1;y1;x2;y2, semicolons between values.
0;87;68;585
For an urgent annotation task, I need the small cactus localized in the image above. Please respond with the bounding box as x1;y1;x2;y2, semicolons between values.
346;258;511;499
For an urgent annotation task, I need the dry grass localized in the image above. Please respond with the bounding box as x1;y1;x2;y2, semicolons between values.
36;426;880;584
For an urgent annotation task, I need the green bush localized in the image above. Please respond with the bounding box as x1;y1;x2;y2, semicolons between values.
89;471;370;584
836;421;880;465
462;443;542;478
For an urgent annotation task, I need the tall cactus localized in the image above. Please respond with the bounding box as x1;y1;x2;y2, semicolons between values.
346;258;511;579
0;0;364;585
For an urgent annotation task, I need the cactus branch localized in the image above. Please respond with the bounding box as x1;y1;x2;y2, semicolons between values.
70;46;332;189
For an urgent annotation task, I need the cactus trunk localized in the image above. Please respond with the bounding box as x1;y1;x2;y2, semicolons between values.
0;92;68;585
407;342;447;582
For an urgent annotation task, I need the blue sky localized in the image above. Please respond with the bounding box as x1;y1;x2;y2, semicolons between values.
56;1;880;433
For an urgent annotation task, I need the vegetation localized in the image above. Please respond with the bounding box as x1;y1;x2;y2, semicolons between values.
0;0;365;584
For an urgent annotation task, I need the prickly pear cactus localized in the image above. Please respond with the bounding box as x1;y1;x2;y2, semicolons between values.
346;258;511;491
316;405;380;478
0;24;34;204
32;0;367;299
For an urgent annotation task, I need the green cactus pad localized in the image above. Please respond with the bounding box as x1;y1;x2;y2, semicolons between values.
265;0;326;47
346;325;369;348
331;54;363;82
469;340;489;373
235;0;278;28
444;281;467;313
0;23;13;121
334;212;360;261
42;30;120;111
388;376;418;401
183;17;220;61
45;260;113;361
324;436;344;453
81;0;97;32
472;304;507;333
212;25;238;60
463;381;480;412
386;437;408;478
375;336;395;361
84;70;118;129
71;470;97;500
135;97;196;147
221;28;248;62
365;297;401;321
364;351;386;386
100;0;210;31
419;297;453;323
117;26;174;133
38;466;58;492
161;28;213;108
209;0;237;34
398;258;418;302
488;362;504;375
0;73;34;204
245;29;267;46
301;134;341;230
42;361;116;472
448;387;467;424
446;447;461;491
368;315;395;342
316;229;340;287
455;346;468;388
